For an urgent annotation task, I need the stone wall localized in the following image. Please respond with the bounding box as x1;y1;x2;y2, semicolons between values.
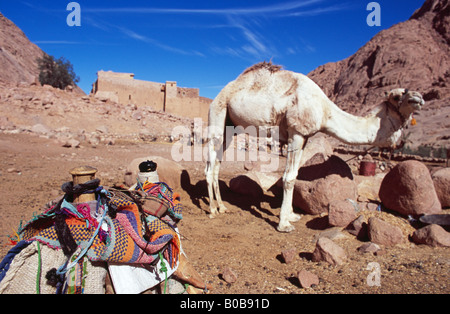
91;71;211;121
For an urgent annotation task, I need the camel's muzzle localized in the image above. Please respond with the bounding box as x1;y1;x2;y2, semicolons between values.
408;96;424;110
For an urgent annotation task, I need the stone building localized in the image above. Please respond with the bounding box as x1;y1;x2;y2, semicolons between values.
91;70;211;121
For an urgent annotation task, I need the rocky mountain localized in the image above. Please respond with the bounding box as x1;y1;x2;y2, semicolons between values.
308;0;450;151
0;12;43;84
0;12;84;95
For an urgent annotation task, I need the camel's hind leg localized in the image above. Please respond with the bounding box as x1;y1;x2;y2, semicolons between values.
205;143;228;218
205;101;228;218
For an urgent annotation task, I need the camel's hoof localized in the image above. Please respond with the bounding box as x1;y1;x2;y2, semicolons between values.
218;207;228;214
209;210;219;219
277;224;295;233
288;213;302;222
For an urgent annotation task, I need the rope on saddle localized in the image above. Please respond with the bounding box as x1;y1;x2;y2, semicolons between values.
53;179;100;257
45;179;112;289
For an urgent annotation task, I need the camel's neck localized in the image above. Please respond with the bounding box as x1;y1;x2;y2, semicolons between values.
322;101;405;147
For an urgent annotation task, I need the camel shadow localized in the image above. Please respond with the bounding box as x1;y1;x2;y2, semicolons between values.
296;155;353;181
305;216;329;230
180;170;284;230
180;170;210;209
179;155;353;230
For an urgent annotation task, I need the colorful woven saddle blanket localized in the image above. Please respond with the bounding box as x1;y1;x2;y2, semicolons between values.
132;181;183;221
19;183;181;268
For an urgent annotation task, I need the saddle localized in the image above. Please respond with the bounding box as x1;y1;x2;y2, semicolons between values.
18;180;182;269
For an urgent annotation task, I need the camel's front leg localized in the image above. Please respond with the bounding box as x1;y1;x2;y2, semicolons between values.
277;133;305;232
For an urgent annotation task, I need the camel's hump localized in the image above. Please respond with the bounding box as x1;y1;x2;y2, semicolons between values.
240;61;283;76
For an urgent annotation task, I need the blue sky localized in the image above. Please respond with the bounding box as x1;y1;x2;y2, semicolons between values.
1;0;425;99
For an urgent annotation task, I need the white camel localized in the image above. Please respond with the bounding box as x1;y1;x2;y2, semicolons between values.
205;61;424;232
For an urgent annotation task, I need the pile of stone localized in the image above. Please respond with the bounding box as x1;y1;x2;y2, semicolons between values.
0;82;193;147
229;137;450;288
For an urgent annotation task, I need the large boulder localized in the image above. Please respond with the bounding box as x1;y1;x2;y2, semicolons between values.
293;174;357;215
293;154;356;215
251;171;281;192
229;173;264;199
379;160;442;216
432;168;450;208
298;134;334;169
297;154;353;181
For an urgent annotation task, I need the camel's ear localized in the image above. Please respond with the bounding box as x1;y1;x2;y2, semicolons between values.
403;89;409;95
384;91;389;99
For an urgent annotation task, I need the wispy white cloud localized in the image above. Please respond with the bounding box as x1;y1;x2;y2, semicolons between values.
84;0;335;17
80;14;205;56
209;15;279;61
285;44;316;56
117;27;205;57
83;16;111;32
287;3;352;16
241;27;274;58
82;1;351;60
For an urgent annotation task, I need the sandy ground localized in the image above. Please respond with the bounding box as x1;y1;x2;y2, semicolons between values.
0;132;448;294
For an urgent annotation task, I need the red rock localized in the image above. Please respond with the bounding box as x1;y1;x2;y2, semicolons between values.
281;248;296;264
229;173;263;199
412;224;450;247
297;270;319;288
346;215;368;240
311;237;347;266
222;267;238;284
432;168;450;208
298;155;354;182
328;199;358;227
294;154;357;215
368;217;405;246
293;174;357;215
298;134;333;168
379;160;442;216
357;242;381;254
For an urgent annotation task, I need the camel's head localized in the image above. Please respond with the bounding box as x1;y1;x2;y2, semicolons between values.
386;88;424;116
